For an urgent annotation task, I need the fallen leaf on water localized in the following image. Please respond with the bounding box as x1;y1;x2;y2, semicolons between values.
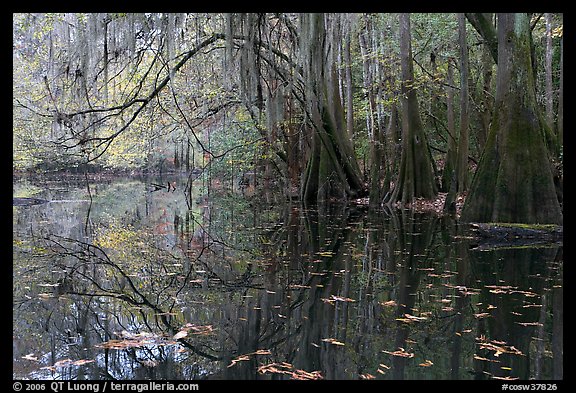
515;322;543;327
228;355;250;367
321;338;345;346
322;295;356;304
258;362;322;380
173;330;188;340
473;354;500;363
289;284;311;289
418;360;434;367
317;251;335;257
475;337;524;357
383;348;414;358
492;375;519;381
227;349;272;367
72;359;95;366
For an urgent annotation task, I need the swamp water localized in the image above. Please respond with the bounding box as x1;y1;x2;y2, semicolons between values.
13;175;562;380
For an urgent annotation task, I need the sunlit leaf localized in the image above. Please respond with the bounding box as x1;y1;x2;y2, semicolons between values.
316;251;335;257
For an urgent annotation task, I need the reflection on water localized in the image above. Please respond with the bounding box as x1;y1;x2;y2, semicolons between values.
13;175;562;380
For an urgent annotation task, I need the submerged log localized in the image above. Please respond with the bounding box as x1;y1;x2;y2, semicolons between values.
470;222;562;240
13;197;49;206
468;222;562;250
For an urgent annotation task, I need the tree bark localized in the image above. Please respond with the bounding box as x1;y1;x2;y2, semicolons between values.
300;13;366;203
465;13;498;64
344;20;355;138
456;13;470;193
557;36;563;152
387;13;437;205
461;13;562;224
442;59;458;214
544;13;554;131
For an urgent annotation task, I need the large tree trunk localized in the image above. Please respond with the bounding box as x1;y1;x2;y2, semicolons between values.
461;13;562;224
301;13;366;203
387;13;437;205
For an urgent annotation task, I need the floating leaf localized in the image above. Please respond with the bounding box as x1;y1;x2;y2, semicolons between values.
396;313;427;324
228;355;250;367
515;322;543;327
227;349;272;367
173;330;188;340
258;362;322;380
72;359;95;366
492;375;520;381
321;338;345;346
473;354;500;363
322;295;356;305
383;348;414;358
418;360;434;367
475;337;524;357
316;251;335;257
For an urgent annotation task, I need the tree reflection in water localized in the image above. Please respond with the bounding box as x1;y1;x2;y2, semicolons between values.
13;177;562;380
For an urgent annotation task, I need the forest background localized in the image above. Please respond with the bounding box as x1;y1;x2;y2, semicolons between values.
12;13;564;224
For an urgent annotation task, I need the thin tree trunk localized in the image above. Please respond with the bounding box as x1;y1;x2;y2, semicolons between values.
479;40;494;152
344;19;355;137
442;59;457;194
557;36;563;151
456;13;470;192
545;13;554;132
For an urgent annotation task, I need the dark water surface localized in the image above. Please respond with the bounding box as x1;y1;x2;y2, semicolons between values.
13;175;563;380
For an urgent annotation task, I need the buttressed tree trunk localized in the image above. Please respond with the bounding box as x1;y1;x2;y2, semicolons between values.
300;13;366;203
387;13;437;205
461;13;562;224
